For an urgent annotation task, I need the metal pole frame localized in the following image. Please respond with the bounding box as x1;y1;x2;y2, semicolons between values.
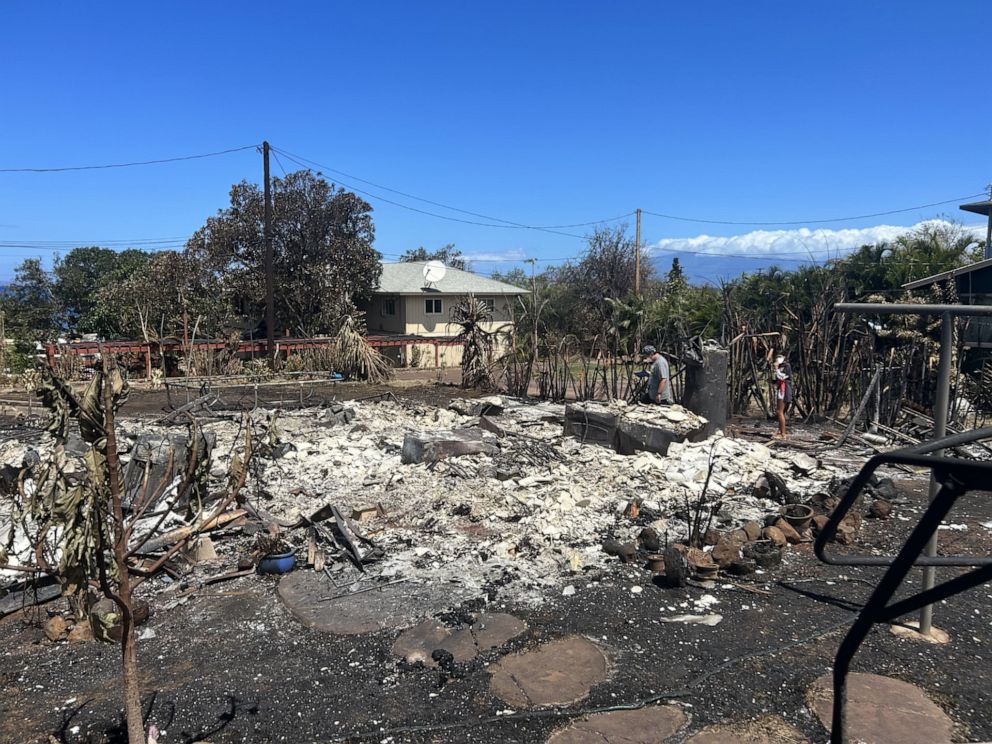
813;428;992;743
834;302;992;630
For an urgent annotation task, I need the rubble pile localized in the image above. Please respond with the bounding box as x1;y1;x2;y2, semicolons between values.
2;394;860;607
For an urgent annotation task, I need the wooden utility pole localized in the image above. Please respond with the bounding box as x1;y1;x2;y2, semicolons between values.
263;141;276;369
634;208;642;296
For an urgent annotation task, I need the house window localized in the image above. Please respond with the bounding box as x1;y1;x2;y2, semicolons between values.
478;297;495;312
425;298;443;315
381;298;396;316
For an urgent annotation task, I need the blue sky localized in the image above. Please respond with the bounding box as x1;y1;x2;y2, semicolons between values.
1;1;990;284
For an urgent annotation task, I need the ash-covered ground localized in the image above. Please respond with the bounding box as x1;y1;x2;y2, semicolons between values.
1;384;990;744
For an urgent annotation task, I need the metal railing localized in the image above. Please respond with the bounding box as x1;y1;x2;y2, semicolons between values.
813;427;992;743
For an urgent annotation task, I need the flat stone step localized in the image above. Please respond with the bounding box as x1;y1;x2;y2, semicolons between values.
808;672;953;744
277;571;465;635
547;705;686;743
685;714;809;743
489;635;608;708
392;613;527;666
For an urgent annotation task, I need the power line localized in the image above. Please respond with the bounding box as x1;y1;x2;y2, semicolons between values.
642;193;986;226
272;146;630;235
0;144;260;173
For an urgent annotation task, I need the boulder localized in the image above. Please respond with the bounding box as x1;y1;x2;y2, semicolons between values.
742;520;763;542
773;518;802;545
44;616;69;642
711;532;746;567
761;525;787;548
869;499;892;519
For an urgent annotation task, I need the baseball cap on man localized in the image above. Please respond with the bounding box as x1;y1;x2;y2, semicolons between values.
641;345;657;356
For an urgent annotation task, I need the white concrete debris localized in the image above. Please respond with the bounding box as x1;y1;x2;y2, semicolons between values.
659;614;723;626
0;396;852;601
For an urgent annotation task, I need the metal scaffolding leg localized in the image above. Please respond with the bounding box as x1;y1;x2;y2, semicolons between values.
920;312;952;635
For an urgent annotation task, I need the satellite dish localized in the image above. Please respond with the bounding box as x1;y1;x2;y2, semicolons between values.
423;260;447;285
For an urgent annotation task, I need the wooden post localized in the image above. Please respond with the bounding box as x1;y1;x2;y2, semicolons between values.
434;342;439;368
263;141;276;370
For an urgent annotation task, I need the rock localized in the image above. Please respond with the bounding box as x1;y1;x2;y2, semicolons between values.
602;539;638;563
449;396;504;417
664;545;688;587
773;518;802;545
761;526;787;548
44;616;69;642
686;546;717;572
636;527;661;552
711;533;746;568
835;518;857;545
67;622;93;644
812;515;830;534
703;528;721;546
742;520;763;542
791;453;818;473
873;477;899;501
869;499;892;519
400;429;497;464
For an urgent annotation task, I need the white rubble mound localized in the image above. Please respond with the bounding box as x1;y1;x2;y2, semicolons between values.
1;397;848;601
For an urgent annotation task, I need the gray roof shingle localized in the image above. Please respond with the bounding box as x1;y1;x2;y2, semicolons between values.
375;261;529;295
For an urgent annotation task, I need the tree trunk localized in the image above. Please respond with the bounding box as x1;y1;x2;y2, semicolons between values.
101;357;146;744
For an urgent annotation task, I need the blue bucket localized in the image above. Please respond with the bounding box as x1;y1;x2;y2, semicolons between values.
258;551;296;574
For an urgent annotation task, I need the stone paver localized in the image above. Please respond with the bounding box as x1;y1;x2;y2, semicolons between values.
392;613;527;666
277;571;465;635
547;705;686;744
685;714;808;743
489;635;608;708
808;672;953;744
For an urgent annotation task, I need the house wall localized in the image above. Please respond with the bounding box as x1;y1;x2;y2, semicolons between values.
367;295;406;334
401;294;516;337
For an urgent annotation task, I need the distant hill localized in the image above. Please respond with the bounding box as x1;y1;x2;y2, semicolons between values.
648;252;823;286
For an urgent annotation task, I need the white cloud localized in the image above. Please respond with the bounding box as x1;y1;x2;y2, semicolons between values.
647;220;985;260
463;248;527;263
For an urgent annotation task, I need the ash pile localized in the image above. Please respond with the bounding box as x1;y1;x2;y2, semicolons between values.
2;391;866;620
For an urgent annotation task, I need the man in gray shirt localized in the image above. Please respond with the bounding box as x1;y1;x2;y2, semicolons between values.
639;345;673;405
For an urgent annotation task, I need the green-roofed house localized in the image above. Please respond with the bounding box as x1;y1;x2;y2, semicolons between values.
362;261;529;367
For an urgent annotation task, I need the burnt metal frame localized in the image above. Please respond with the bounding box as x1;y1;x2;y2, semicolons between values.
813;427;992;743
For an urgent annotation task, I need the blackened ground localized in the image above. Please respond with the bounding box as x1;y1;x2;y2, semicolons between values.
1;414;991;743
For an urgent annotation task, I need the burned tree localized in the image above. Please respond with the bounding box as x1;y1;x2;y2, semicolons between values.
451;295;499;389
1;358;253;744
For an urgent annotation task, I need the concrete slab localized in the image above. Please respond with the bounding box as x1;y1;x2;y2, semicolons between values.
808;673;953;744
489;635;608;708
277;571;465;635
685;715;808;743
547;705;686;744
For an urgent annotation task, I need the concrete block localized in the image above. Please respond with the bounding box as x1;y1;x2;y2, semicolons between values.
401;429;498;464
681;346;728;439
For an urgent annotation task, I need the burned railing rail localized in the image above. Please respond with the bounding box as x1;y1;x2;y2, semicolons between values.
814;428;992;743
